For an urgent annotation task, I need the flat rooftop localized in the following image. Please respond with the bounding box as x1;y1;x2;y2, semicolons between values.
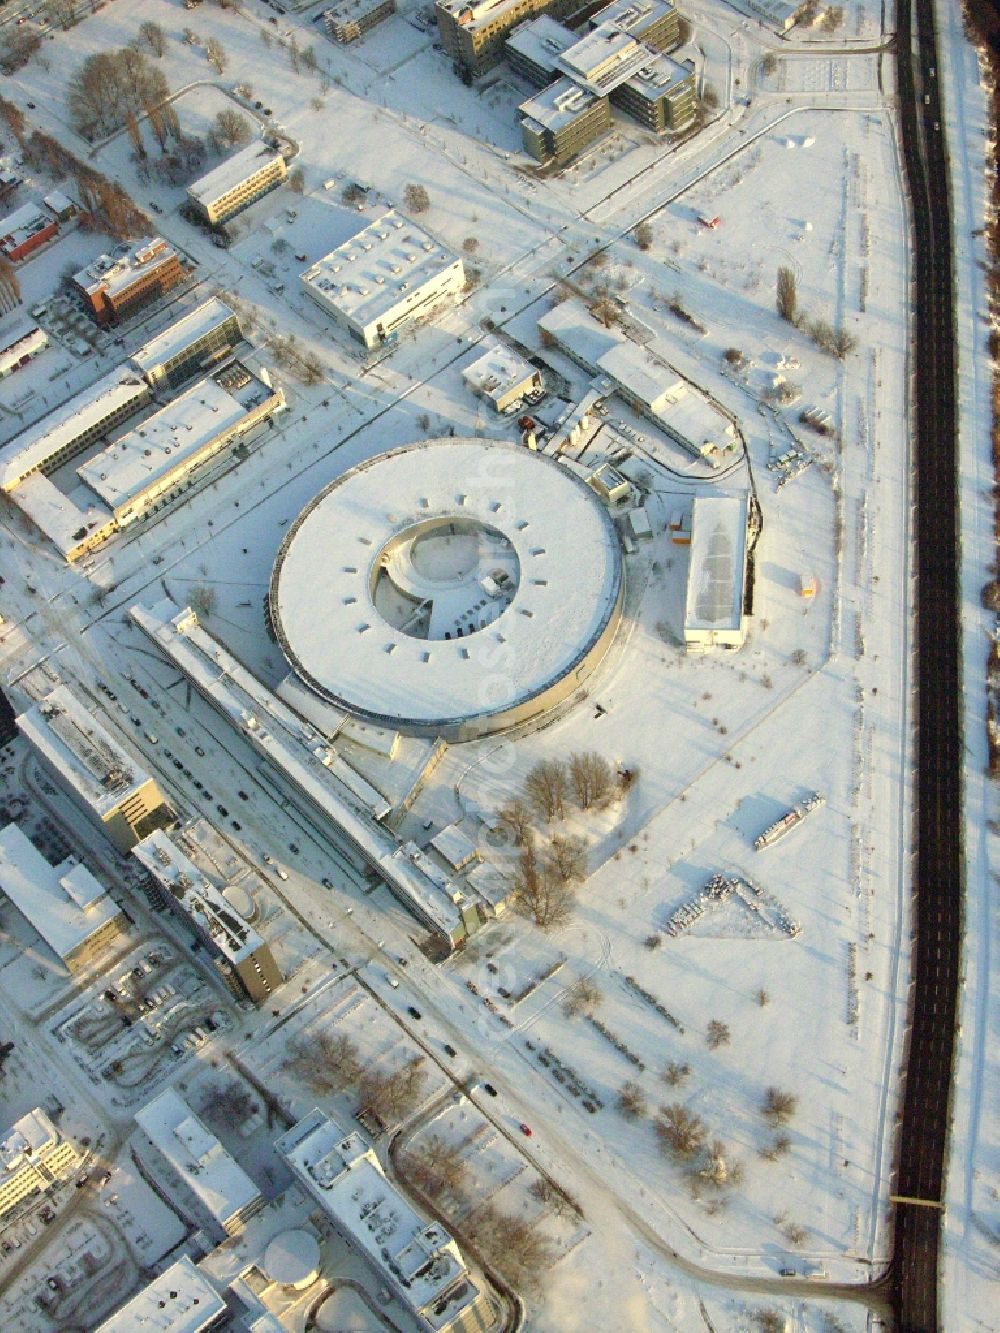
0;823;121;964
73;237;179;300
187;142;283;207
520;77;605;134
95;1257;226;1333
301;209;460;330
558;24;646;91
77;372;255;510
684;494;749;633
506;15;573;72
131;298;238;376
0;202;52;250
1;1108;59;1178
277;1110;478;1327
17;685;154;818
462;340;537;395
135;1088;261;1230
131;828;267;967
591;0;676;30
437;0;535;35
269;438;623;731
0;369;150;491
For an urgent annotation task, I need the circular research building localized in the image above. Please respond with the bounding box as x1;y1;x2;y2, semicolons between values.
270;439;624;741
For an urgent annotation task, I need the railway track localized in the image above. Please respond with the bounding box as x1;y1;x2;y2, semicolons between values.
891;0;963;1328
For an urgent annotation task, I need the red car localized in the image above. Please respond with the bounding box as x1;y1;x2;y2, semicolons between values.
518;1123;532;1137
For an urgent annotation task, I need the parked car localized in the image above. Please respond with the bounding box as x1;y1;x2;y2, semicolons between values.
407;1006;422;1020
518;1123;533;1137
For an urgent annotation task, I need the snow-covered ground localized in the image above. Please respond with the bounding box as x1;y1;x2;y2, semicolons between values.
0;0;992;1326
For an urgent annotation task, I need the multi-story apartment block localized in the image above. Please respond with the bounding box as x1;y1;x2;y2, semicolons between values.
130;298;243;389
436;0;579;79
0;1109;80;1222
187;144;288;226
132;827;283;1005
72;237;187;327
519;78;611;166
16;686;174;853
323;0;396;42
510;11;695;162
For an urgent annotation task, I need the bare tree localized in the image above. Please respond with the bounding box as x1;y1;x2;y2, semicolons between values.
706;1019;730;1049
358;1056;427;1124
403;182;430;213
0;98;27;148
139;20;167;57
525;759;568;822
762;1087;797;1126
0;258;21;315
213;108;252;149
462;236;479;254
656;1103;706;1162
497;798;532;847
527;1177;578;1218
288;167;305;194
546;834;586;884
617;1080;647;1121
44;0;77;31
284;1031;362;1094
662;1061;691;1087
145;102;169;152
633;221;653;251
205;38;227;75
776;265;797;322
562;975;602;1018
513;842;577;929
124;111;145;160
68;49;169;135
401;1134;467;1200
755;987;770;1007
569;751;613;809
470;1204;556;1293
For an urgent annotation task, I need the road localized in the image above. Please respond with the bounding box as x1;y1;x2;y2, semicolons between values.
890;1;963;1330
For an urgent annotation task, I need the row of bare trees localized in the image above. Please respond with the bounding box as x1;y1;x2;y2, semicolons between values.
0;100;150;242
283;1033;428;1126
400;1136;558;1293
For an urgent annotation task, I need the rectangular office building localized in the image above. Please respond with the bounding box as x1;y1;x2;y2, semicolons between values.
17;686;173;853
0;823;126;974
72;237;187;328
187;144;287;226
301;210;464;349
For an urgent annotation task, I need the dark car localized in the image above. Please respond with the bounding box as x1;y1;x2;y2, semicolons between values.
407;1006;421;1020
289;842;299;854
444;1043;457;1058
238;791;248;801
231;821;241;831
483;1082;497;1097
321;876;333;888
194;745;205;757
173;759;183;770
217;805;228;817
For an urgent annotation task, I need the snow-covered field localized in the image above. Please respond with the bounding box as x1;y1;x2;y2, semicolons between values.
0;0;993;1326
